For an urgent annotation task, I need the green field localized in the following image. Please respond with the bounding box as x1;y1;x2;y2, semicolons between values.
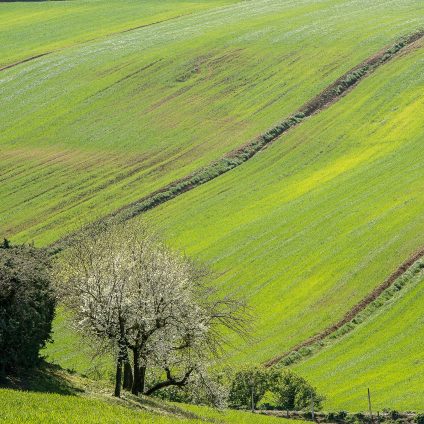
1;0;424;415
1;0;422;244
0;388;291;424
295;265;424;412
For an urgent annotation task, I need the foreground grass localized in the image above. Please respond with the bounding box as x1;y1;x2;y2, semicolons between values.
295;266;424;412
0;387;293;424
1;0;423;244
0;389;195;424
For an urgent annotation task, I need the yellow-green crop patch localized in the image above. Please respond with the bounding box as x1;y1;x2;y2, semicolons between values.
1;0;423;245
294;268;424;412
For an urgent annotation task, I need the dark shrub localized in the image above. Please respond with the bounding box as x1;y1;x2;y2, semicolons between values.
328;411;349;423
0;243;55;376
416;414;424;424
269;369;324;412
390;411;401;420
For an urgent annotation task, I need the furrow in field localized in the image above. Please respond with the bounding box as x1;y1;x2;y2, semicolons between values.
0;13;191;73
53;29;423;249
0;52;53;73
265;247;424;367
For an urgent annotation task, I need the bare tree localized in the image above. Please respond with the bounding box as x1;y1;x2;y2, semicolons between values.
55;222;248;398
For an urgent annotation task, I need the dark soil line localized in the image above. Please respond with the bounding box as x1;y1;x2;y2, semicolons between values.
51;28;423;252
0;14;192;73
0;52;53;72
264;246;424;367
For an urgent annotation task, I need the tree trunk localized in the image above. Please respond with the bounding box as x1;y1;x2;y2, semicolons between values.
131;348;140;395
123;361;133;391
145;367;193;396
139;365;146;394
114;356;122;397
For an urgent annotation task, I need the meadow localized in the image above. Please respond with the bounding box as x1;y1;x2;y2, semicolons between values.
1;0;423;414
1;0;423;244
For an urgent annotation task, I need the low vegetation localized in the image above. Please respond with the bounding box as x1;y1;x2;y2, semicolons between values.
228;367;323;413
295;264;424;411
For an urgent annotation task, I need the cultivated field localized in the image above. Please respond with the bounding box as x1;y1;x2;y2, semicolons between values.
1;0;422;244
140;41;424;407
0;0;238;69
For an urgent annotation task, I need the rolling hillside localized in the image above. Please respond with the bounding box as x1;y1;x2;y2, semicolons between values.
1;0;423;414
294;260;424;411
1;0;422;244
138;39;424;408
0;0;238;69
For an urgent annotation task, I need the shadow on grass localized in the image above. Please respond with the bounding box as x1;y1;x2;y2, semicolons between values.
0;361;84;396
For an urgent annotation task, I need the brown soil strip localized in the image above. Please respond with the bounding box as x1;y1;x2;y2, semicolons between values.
265;246;424;367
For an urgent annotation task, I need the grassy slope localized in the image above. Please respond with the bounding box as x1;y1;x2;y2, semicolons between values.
295;268;424;412
43;307;113;379
0;389;291;424
139;44;424;376
1;0;423;244
0;0;237;68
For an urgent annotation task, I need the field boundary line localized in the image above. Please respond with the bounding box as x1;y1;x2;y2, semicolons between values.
264;247;424;367
50;28;423;252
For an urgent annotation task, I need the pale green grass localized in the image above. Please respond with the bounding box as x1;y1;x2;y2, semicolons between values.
0;0;237;68
43;307;112;380
0;389;190;424
1;0;422;244
294;270;424;412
